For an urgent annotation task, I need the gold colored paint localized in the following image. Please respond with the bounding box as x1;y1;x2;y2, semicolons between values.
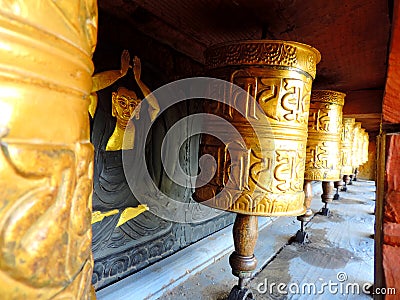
92;210;119;224
304;90;345;181
195;40;320;216
0;1;97;298
106;56;160;151
116;205;149;227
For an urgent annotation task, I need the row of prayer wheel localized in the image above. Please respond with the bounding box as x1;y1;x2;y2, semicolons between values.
0;8;371;296
194;41;369;217
192;40;370;299
342;118;369;175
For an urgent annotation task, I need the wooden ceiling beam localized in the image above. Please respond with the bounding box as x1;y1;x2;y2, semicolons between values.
98;0;206;63
343;90;383;115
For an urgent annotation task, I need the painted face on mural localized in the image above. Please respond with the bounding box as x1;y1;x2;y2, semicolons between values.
112;87;141;122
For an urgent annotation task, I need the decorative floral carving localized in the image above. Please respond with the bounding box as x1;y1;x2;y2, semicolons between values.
206;40;320;79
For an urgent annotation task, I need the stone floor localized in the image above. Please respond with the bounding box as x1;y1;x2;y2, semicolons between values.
98;179;376;300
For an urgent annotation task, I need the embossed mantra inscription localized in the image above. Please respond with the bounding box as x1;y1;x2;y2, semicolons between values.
304;90;345;181
194;40;320;216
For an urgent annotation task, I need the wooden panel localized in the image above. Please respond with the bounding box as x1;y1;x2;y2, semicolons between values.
99;0;390;93
383;0;400;123
343;90;383;115
98;0;390;133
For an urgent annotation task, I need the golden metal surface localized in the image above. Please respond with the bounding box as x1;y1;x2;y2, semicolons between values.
116;205;149;227
206;40;320;79
340;118;356;175
92;210;119;224
362;130;369;164
195;40;320;216
0;1;97;299
352;122;363;169
304;90;345;181
91;205;148;227
106;56;160;151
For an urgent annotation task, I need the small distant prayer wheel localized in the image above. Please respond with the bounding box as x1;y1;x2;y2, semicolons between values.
333;180;343;200
362;130;369;165
350;122;362;184
304;90;345;181
297;90;345;231
340;118;355;191
354;127;367;181
195;40;320;298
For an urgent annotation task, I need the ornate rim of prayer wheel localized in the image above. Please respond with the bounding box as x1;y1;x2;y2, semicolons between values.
205;40;321;79
304;90;345;181
340;117;356;175
194;40;321;216
0;3;97;298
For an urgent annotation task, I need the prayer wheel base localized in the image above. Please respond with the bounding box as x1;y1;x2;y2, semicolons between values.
333;180;343;200
297;208;313;222
295;181;313;243
342;175;350;192
320;207;330;216
228;214;258;298
228;285;255;300
348;175;354;185
294;228;309;244
319;181;334;216
353;168;359;181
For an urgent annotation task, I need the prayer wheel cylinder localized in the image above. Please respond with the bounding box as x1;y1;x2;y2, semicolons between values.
0;2;97;298
352;122;362;170
359;128;367;165
194;40;321;216
340;118;356;175
362;130;369;164
304;90;345;181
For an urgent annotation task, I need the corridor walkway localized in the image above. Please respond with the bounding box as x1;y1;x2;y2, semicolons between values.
98;180;376;299
158;180;376;299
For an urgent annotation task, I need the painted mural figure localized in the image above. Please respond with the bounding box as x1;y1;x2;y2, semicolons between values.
106;56;160;151
89;50;130;118
90;53;170;276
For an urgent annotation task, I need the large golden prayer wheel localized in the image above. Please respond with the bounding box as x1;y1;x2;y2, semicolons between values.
0;2;97;299
340;118;356;175
304;90;345;181
195;40;320;297
194;40;321;216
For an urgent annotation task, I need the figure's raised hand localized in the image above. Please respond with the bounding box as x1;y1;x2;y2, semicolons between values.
133;56;141;82
120;50;130;76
